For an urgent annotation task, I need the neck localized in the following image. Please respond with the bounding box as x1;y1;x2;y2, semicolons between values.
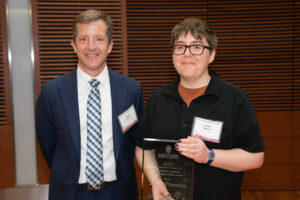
180;73;211;89
78;64;106;78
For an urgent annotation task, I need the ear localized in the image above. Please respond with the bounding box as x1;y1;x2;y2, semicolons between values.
71;40;77;53
209;49;216;64
108;40;113;54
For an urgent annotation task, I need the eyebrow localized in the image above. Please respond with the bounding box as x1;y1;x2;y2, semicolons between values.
174;40;204;45
77;34;106;39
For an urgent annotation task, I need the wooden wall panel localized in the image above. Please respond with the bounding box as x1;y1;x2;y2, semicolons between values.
294;111;300;138
294;1;300;111
0;126;15;188
243;111;300;189
263;138;292;165
207;0;295;112
257;111;293;138
294;139;300;165
243;165;294;190
294;165;300;187
0;1;12;126
0;0;15;188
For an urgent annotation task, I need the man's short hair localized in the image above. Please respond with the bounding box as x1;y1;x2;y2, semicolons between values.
171;18;217;50
72;9;113;43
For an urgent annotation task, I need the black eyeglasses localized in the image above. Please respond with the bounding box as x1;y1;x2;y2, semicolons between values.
172;44;211;55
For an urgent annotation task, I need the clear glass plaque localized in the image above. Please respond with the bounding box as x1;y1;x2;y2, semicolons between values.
141;138;194;200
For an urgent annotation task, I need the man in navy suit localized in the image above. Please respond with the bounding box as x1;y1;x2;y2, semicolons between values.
35;9;143;200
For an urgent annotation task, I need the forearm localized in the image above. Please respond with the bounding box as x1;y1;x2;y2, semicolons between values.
135;146;162;184
211;148;264;172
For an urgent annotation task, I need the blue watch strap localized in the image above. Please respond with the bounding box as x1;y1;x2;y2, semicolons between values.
206;149;215;165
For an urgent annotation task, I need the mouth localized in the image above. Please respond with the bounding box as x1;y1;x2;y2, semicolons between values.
182;61;195;65
86;53;98;58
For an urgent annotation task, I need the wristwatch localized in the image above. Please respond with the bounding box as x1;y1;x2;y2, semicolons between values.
206;149;215;165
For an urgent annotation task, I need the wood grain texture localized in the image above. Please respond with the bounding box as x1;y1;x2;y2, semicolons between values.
242;191;300;200
0;125;15;188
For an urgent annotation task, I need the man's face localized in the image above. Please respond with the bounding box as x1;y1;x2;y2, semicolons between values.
71;20;113;77
172;32;215;84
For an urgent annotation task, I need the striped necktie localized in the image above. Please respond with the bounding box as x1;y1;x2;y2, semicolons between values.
86;78;104;189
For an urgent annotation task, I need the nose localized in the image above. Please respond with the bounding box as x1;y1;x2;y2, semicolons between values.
87;39;96;50
184;46;192;56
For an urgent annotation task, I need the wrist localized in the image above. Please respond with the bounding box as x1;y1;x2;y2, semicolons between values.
206;148;215;165
150;177;162;186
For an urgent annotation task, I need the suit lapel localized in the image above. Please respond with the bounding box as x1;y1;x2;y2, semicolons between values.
57;69;127;162
59;70;81;157
109;69;126;163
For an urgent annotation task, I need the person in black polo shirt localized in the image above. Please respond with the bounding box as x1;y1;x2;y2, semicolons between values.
134;17;265;200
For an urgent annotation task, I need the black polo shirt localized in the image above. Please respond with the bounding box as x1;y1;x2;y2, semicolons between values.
134;71;265;200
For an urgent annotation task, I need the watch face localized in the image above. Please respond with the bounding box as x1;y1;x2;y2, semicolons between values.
208;149;215;160
206;149;215;165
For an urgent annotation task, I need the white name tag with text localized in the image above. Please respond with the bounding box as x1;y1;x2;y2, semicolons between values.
191;117;223;143
118;105;138;133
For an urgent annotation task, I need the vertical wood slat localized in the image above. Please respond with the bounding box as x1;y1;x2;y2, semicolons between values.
31;0;127;184
207;0;296;112
0;0;15;188
0;0;12;125
121;0;128;76
294;1;300;110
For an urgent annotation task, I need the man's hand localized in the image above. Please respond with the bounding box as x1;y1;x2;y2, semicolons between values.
151;179;174;200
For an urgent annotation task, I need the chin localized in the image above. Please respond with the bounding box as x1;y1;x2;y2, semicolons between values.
181;71;196;77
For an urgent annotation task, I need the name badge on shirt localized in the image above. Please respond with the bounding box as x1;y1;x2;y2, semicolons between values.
118;105;138;133
191;117;223;143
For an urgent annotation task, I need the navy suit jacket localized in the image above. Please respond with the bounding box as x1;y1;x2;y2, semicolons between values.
35;68;143;200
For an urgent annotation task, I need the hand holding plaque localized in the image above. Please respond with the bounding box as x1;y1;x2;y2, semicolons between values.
151;179;174;200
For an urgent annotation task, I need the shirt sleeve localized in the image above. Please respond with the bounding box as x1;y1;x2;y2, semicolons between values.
234;93;265;153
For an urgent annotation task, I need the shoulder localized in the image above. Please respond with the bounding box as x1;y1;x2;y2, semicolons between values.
152;79;178;96
145;80;178;106
42;70;76;89
214;74;249;101
212;74;255;114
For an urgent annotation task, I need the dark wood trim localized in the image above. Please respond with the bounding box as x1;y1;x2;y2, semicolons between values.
121;0;128;76
31;0;42;100
0;0;15;188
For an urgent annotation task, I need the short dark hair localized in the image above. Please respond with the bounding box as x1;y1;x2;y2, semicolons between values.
72;9;113;43
171;18;217;50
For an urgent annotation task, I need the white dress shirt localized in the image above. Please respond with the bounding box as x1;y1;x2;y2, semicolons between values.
77;66;116;183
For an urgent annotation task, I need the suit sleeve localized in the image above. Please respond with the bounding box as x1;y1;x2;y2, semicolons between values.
129;81;144;146
35;85;56;168
135;82;144;120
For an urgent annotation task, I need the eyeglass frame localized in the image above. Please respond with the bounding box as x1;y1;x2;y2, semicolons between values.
171;44;212;55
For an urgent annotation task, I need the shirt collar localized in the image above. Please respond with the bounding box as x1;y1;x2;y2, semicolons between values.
77;65;109;87
205;71;221;97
